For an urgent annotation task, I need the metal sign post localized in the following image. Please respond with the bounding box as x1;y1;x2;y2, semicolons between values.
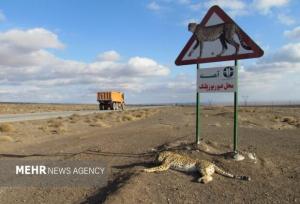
196;63;200;144
233;60;238;153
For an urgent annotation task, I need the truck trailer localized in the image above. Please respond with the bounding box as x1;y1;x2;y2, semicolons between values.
97;91;125;110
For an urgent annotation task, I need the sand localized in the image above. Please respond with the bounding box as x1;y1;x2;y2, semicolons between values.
0;106;299;203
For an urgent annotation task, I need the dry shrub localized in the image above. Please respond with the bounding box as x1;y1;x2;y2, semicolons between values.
133;111;146;118
106;112;114;117
118;109;159;122
115;117;123;123
243;108;255;113
39;125;49;132
134;113;144;118
271;124;294;130
69;114;81;123
57;125;68;133
0;135;14;142
47;120;68;134
239;116;249;122
48;120;63;128
281;116;298;125
121;114;135;121
92;118;99;122
52;125;68;134
95;114;104;120
0;123;15;132
137;109;158;118
90;121;110;128
272;115;281;122
84;118;93;123
70;113;80;118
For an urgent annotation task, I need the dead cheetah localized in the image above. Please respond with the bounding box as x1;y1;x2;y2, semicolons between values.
144;151;250;184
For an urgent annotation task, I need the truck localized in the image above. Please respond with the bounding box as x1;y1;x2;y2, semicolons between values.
97;91;125;110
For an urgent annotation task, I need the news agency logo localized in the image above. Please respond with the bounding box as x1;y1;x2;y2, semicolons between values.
0;160;108;187
16;165;105;175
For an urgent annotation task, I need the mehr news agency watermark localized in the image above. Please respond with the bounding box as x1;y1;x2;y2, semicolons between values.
16;164;105;175
0;160;108;187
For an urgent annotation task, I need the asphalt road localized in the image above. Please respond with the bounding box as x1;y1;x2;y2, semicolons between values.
0;106;163;123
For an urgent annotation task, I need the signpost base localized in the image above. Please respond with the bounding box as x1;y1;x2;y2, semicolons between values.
232;152;245;161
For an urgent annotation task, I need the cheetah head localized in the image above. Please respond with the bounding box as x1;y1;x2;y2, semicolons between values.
156;151;172;163
188;23;198;33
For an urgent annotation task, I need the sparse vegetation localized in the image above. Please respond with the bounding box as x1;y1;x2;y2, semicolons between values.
281;116;298;125
47;119;68;134
0;135;14;142
0;103;97;114
68;114;81;123
84;118;93;123
113;109;159;122
90;121;110;128
121;114;135;121
39;125;49;132
0;123;15;132
134;113;143;118
95;114;104;119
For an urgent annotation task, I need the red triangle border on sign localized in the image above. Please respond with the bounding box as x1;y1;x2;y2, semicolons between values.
175;5;264;65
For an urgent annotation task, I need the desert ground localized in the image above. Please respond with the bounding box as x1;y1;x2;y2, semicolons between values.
0;105;299;203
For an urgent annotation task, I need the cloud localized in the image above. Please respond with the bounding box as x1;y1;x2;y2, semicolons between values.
204;0;246;11
182;0;248;26
253;0;290;13
201;0;249;17
0;10;6;22
238;43;300;93
86;56;170;78
231;39;300;103
127;57;170;76
239;61;300;102
177;0;191;4
189;2;202;11
0;28;64;51
284;26;300;40
277;13;295;25
147;2;161;11
262;43;300;64
96;50;120;61
0;27;171;103
0;28;64;67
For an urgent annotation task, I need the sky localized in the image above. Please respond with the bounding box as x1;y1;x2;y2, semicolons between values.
0;0;299;104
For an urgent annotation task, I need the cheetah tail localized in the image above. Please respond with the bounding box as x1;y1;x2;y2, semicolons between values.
214;165;251;181
236;29;251;51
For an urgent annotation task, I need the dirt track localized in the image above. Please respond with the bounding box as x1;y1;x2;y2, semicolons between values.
0;106;299;203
